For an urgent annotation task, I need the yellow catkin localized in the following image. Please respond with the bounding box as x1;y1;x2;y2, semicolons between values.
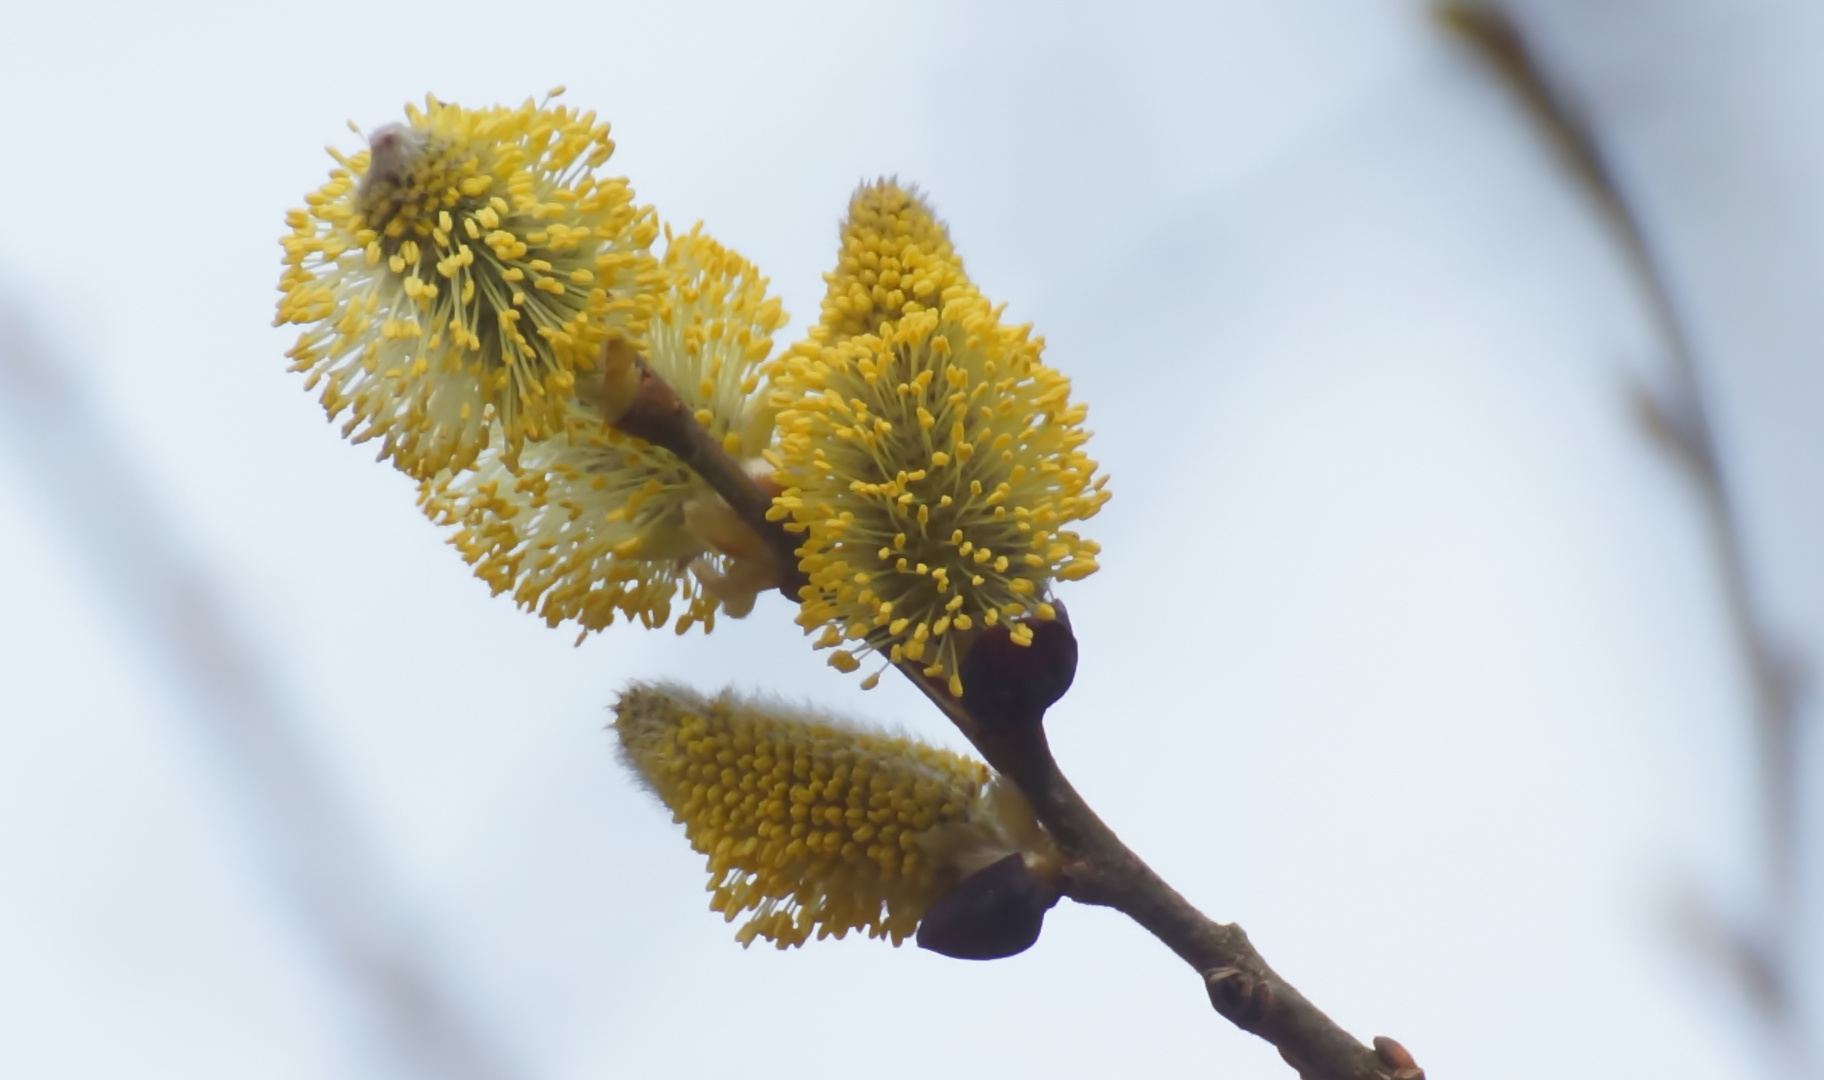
613;682;1050;948
275;92;664;478
815;180;976;343
419;224;785;635
763;185;1109;692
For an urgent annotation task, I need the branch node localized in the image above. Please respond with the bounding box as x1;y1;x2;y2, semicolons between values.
1204;966;1274;1031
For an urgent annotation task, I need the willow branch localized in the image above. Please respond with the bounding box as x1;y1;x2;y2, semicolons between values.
1438;0;1804;1031
608;359;809;592
607;362;1422;1080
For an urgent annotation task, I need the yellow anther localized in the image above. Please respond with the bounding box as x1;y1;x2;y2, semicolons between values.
614;682;1045;949
277;95;664;479
759;179;1107;695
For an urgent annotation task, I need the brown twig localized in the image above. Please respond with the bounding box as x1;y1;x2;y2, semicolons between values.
607;360;1419;1080
1438;0;1807;1054
608;359;809;594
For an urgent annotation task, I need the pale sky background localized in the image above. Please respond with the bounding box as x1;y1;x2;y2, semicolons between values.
0;1;1819;1078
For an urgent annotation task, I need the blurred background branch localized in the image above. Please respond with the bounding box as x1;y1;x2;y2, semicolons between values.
0;294;519;1080
1439;4;1813;1074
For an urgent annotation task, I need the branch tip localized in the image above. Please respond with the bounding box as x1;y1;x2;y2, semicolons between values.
1373;1036;1425;1079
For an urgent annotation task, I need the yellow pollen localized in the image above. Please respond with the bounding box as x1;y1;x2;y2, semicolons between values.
275;93;663;478
765;181;1110;693
416;223;783;637
613;682;1050;948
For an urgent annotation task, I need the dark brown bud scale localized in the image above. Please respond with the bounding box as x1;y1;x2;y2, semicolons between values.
958;617;1078;727
916;853;1060;960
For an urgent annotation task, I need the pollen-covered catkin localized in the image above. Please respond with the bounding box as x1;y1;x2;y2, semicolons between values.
812;180;976;344
613;682;1052;947
276;92;663;478
419;224;785;636
765;189;1108;694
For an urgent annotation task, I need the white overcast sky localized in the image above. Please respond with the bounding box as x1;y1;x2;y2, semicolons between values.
1;1;1820;1078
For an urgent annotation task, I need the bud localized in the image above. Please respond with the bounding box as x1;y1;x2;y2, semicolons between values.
958;616;1079;727
916;852;1060;960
